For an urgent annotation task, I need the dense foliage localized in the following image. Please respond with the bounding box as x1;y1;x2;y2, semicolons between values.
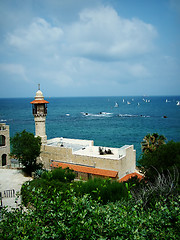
1;167;179;239
41;167;76;183
0;190;179;239
1;135;179;239
74;178;128;204
138;140;180;182
10;130;42;175
21;169;128;205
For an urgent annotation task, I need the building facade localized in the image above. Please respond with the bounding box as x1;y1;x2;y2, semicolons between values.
41;139;136;180
0;123;10;167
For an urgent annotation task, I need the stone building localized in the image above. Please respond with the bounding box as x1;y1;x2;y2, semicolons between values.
0;123;10;167
31;88;137;180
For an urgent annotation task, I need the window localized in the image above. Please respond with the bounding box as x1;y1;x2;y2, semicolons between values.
32;105;37;114
0;135;5;146
2;154;7;166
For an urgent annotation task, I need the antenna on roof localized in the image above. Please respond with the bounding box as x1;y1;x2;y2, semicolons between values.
38;84;40;90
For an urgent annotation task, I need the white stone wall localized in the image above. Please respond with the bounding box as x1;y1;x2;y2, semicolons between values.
40;139;136;179
34;116;47;144
0;123;10;167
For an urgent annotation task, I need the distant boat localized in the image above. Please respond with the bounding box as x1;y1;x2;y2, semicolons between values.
114;102;119;107
177;101;180;106
122;99;125;103
166;99;171;103
137;103;140;106
127;101;131;105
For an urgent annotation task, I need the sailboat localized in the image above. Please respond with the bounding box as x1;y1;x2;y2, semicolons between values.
114;102;119;107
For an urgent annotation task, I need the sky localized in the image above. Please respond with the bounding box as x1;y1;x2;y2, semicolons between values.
0;0;179;98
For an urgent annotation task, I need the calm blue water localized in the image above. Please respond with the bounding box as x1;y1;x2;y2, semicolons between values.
0;96;180;159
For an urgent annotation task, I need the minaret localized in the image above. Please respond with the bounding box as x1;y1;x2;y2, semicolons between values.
30;85;49;144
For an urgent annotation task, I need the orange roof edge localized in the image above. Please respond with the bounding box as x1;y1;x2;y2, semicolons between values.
51;162;118;178
119;172;144;182
30;100;49;104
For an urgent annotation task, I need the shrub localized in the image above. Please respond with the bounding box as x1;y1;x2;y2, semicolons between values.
41;167;75;183
34;169;48;179
21;178;71;207
74;178;128;203
130;168;179;208
1;190;179;239
138;141;180;182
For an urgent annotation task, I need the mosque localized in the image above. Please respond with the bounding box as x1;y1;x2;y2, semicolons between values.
0;87;140;181
30;87;138;181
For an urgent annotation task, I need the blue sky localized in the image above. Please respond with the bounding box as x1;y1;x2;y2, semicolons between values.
0;0;179;98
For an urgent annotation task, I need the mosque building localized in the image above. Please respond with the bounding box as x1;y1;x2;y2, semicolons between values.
31;87;138;181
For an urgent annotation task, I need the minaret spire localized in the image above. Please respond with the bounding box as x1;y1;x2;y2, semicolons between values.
38;83;40;91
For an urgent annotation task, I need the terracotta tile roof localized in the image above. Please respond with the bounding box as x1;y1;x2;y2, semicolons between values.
30;100;49;104
119;172;144;182
51;162;118;178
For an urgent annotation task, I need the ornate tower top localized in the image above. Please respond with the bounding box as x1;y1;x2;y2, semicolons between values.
30;85;49;104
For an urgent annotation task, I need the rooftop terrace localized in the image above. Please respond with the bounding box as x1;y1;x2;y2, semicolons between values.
47;137;132;160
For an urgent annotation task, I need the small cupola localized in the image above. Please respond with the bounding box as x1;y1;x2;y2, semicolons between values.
30;84;49;116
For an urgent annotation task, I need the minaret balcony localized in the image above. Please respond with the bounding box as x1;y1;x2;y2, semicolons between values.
33;113;47;117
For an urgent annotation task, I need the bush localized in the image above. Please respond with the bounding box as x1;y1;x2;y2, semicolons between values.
138;141;180;182
21;178;71;207
41;167;75;183
21;167;75;207
74;178;128;204
21;176;128;207
130;169;179;208
34;169;48;179
1;190;179;239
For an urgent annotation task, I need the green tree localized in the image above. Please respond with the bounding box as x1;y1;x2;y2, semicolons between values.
10;130;42;176
138;140;180;182
141;133;166;154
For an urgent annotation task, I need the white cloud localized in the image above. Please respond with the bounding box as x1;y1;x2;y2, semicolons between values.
7;18;63;52
65;6;157;60
2;5;162;96
6;6;157;61
0;63;29;82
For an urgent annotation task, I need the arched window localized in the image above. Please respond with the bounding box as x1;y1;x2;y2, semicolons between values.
0;135;5;146
2;154;7;166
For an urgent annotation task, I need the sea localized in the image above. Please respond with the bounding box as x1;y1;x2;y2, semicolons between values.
0;96;180;160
